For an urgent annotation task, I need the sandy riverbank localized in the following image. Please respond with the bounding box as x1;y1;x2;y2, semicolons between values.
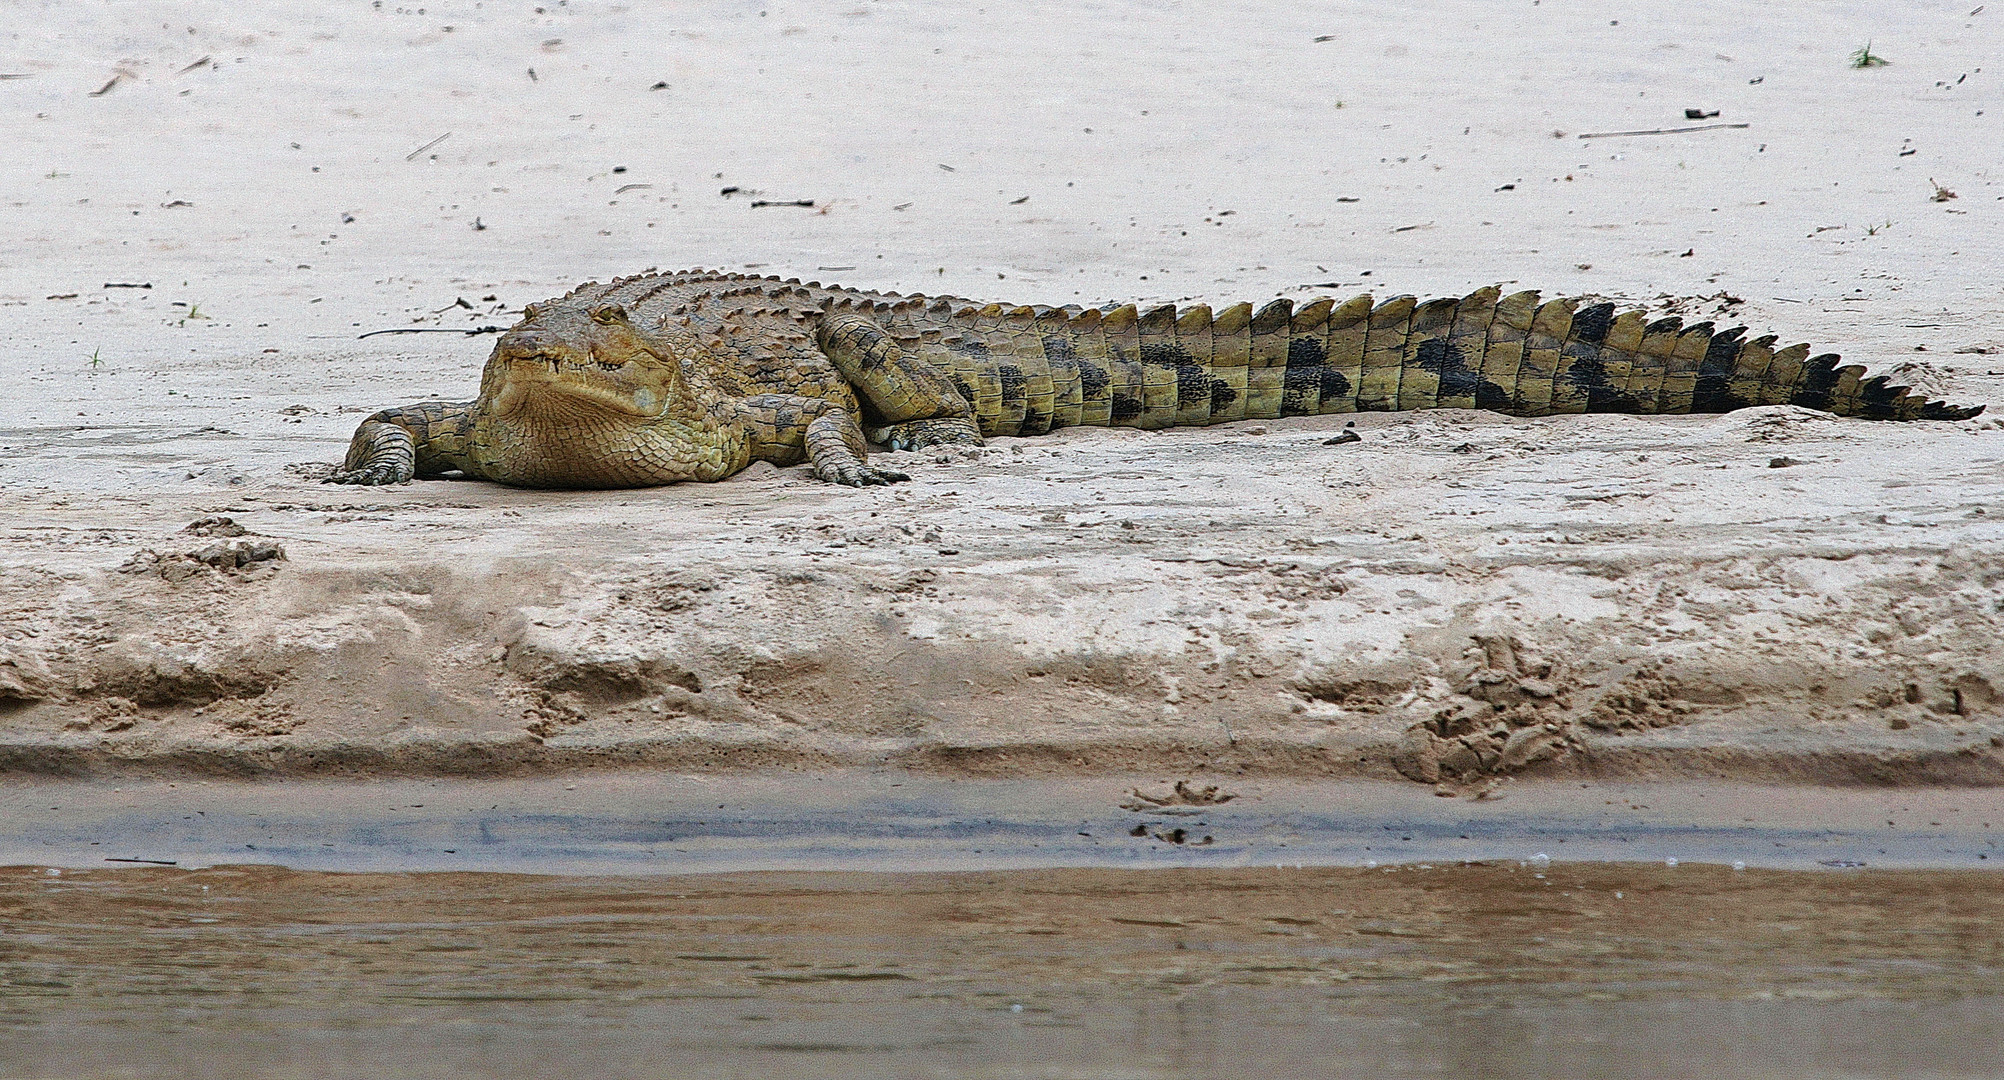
2;0;2001;785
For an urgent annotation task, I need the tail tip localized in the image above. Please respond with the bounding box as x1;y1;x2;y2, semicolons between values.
1921;401;1986;421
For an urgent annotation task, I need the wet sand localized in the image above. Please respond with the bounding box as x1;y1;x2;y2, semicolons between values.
3;773;2001;875
4;861;2001;1079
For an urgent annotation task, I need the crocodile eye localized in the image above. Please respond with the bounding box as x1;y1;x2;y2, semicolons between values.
591;304;629;325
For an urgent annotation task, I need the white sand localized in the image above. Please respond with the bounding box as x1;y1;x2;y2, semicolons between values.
2;0;2002;782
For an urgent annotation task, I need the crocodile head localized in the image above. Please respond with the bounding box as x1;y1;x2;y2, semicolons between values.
482;301;685;420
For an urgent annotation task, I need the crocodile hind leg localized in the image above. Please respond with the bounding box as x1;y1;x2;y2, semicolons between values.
870;416;986;451
326;401;478;485
815;311;983;450
738;393;910;486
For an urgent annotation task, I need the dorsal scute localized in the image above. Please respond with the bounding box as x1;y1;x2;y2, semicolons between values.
1292;297;1334;336
1411;295;1458;327
1251;298;1294;333
1460;284;1502;308
1213;302;1253;333
1494;291;1541;330
1138;304;1176;335
1606;309;1648;348
1369;295;1416;322
1331;294;1373;324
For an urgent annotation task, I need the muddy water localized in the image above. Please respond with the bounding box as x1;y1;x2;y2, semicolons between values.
3;863;2001;1079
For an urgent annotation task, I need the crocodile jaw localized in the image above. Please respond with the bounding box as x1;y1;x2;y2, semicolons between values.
472;380;746;489
489;357;671;419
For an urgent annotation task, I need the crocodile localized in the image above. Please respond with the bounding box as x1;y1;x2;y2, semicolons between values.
329;269;1984;489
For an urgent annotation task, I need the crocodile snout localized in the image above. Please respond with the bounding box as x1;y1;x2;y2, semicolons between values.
496;330;560;364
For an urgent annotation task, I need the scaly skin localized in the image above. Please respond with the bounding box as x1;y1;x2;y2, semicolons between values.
329;270;1984;489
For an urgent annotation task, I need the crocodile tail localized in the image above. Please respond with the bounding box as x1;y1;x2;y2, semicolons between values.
1369;291;1986;421
921;289;1983;434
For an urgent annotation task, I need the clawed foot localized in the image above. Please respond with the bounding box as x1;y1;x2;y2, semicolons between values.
812;460;910;487
870;417;984;452
323;462;414;485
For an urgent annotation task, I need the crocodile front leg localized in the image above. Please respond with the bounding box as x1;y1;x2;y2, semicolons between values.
738;393;909;486
815;311;983;451
327;401;479;485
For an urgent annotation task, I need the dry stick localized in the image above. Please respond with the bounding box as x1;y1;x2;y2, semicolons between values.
104;857;177;866
405;132;451;160
1578;123;1750;139
358;326;505;339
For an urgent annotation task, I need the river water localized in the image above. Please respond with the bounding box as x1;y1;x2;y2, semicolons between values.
4;775;2001;1078
4;861;2001;1079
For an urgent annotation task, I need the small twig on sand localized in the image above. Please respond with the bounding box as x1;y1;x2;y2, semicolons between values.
103;281;151;289
89;74;121;96
0;73;33;80
104;857;178;866
358;326;506;339
177;56;213;75
1578;123;1750;139
405;132;451;161
750;199;815;208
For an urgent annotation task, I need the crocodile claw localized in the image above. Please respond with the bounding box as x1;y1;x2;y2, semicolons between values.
814;461;910;487
323;464;414;486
